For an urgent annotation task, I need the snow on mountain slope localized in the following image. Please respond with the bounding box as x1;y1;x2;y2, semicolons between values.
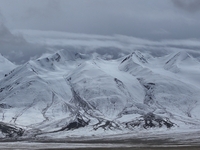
118;51;200;123
0;54;16;79
0;49;200;138
164;51;198;71
161;51;200;88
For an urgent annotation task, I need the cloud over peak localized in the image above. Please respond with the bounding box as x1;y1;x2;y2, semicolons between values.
172;0;200;13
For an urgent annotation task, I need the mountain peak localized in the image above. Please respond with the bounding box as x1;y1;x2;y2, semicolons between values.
165;51;191;65
39;49;90;63
132;50;148;63
164;51;199;73
121;51;148;64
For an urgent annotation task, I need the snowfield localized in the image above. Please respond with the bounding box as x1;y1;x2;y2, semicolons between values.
0;49;200;142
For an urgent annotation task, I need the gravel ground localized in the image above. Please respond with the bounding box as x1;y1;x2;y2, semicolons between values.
0;129;200;150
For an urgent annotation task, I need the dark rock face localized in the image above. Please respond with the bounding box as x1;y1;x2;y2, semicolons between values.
93;119;120;131
0;122;24;137
64;118;89;131
54;53;61;62
143;83;156;106
143;112;156;128
125;112;174;129
60;114;90;131
143;113;174;129
121;54;133;64
0;103;12;109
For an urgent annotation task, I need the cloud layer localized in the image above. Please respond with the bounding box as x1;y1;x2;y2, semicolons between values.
0;23;48;64
11;29;200;62
0;1;200;64
1;25;200;64
0;0;200;40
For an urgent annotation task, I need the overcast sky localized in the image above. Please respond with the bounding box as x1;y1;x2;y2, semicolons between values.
0;0;200;63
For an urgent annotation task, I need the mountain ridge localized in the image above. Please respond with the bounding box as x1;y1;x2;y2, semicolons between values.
0;50;200;138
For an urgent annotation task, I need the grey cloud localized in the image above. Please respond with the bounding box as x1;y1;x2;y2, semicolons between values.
0;14;48;64
19;30;200;60
0;10;4;22
2;0;200;40
1;43;48;64
0;0;200;63
172;0;200;13
2;25;200;64
24;0;61;20
0;23;26;44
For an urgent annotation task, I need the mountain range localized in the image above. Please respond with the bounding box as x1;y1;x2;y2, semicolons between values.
0;49;200;138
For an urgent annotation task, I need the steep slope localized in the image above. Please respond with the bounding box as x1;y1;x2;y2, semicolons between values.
0;50;83;129
0;49;200;138
0;54;16;79
118;51;200;125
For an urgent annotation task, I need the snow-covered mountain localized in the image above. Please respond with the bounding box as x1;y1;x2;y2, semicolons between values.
0;54;16;79
0;49;200;138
